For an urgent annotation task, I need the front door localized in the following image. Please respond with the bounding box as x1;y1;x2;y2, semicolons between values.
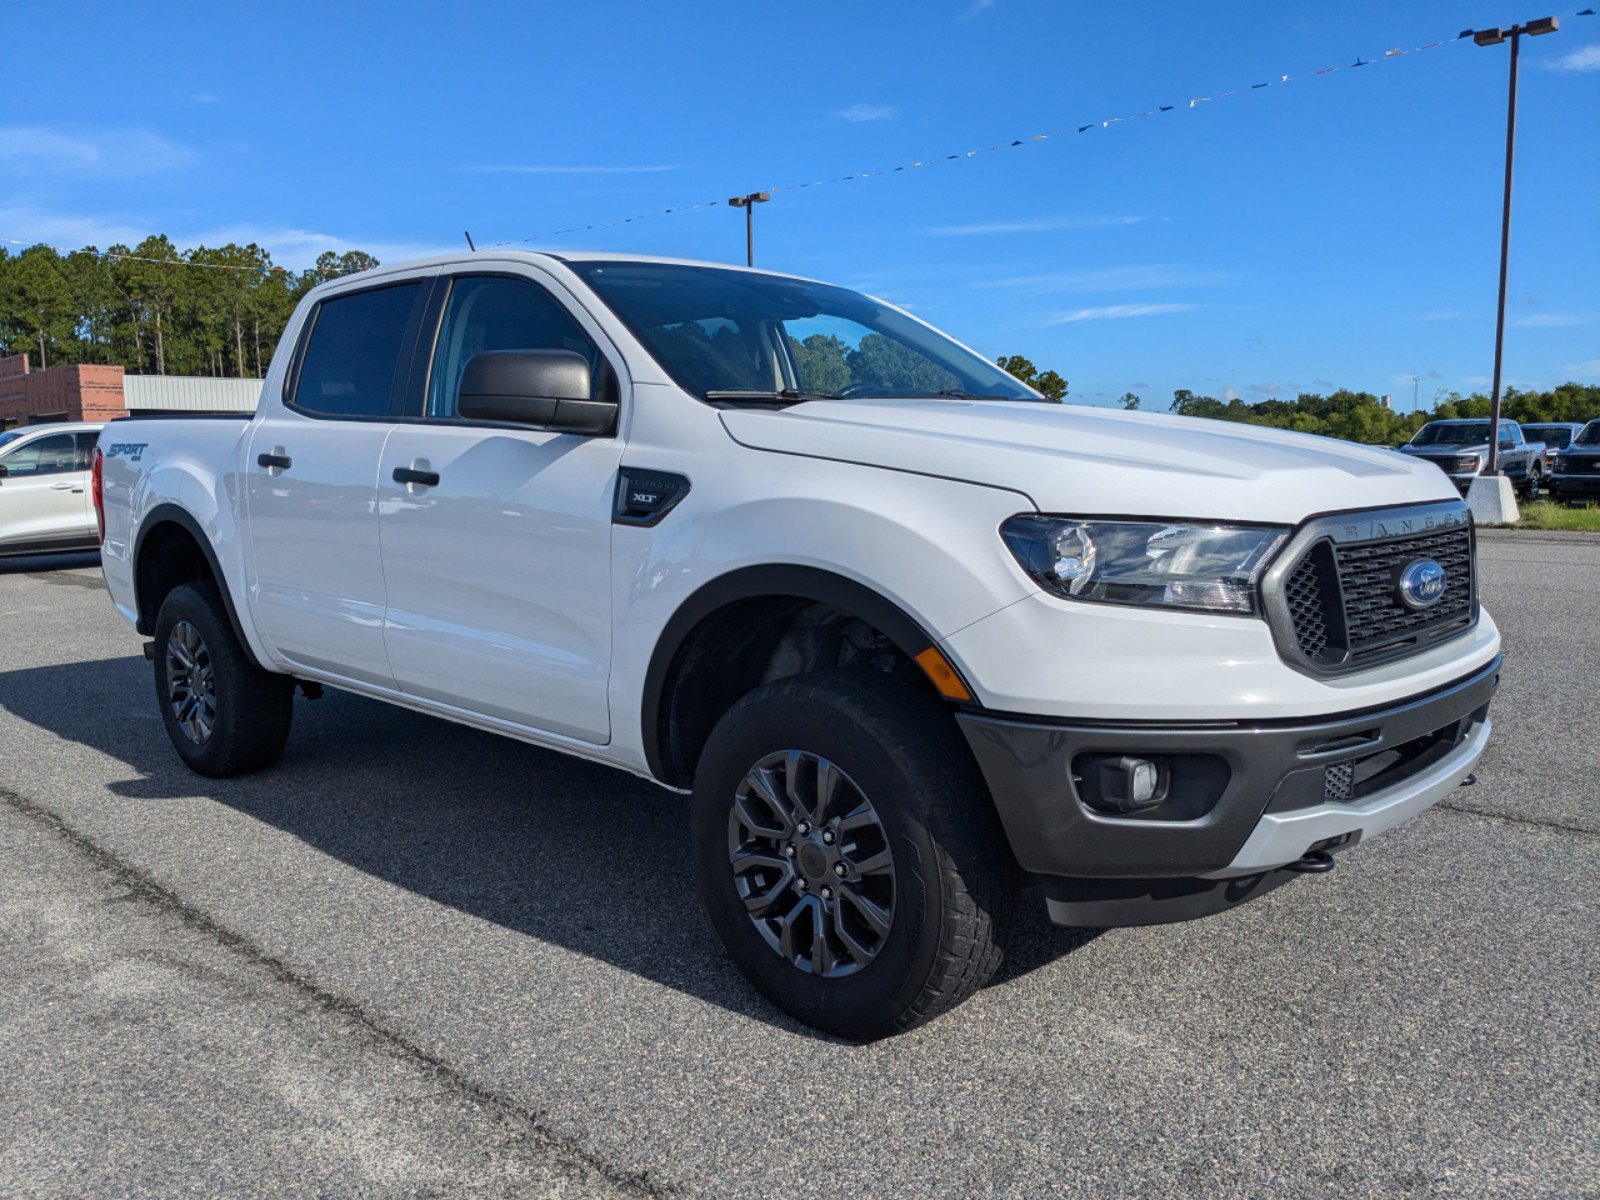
244;277;431;686
0;430;91;551
377;272;621;743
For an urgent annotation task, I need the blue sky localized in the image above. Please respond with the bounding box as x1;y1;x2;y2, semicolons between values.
3;1;1597;409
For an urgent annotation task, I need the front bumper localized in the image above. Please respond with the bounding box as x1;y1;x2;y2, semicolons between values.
957;657;1498;922
1549;472;1600;499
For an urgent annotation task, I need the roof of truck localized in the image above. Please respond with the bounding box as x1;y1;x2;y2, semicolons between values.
323;249;829;290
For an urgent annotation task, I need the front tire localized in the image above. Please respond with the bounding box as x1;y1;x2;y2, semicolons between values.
692;670;1019;1039
1523;466;1542;501
153;581;294;777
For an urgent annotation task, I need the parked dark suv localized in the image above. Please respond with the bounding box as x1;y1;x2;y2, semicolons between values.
1549;419;1600;503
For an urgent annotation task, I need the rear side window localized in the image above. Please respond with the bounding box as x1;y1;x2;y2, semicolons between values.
291;282;426;418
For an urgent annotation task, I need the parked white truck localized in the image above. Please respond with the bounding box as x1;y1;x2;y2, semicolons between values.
97;253;1500;1037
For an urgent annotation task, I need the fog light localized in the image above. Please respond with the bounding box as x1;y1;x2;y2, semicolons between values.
1076;754;1169;814
1126;757;1159;805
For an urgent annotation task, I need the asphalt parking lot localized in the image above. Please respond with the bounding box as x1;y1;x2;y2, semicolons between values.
1;532;1596;1199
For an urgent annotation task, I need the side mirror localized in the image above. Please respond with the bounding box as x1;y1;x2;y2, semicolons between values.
0;463;8;477
456;349;615;435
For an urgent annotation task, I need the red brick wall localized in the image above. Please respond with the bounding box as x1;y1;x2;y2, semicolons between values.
0;354;128;426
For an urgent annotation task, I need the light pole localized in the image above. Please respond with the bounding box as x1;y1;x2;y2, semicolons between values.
1469;16;1558;475
728;192;771;266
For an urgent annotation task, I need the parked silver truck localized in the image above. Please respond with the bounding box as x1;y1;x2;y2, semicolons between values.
1397;419;1547;499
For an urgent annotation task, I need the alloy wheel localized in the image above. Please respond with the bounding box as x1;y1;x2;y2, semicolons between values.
727;750;896;977
165;620;217;744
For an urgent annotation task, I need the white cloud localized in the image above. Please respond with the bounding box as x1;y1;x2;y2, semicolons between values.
1543;44;1600;72
1412;309;1464;322
958;0;997;20
926;214;1149;236
978;264;1221;291
0;126;194;177
1223;387;1242;402
1050;302;1195;324
1511;312;1600;327
191;92;220;104
460;163;683;174
833;103;897;123
1566;358;1600;377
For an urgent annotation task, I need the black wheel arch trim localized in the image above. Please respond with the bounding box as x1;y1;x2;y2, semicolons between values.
132;503;265;671
640;564;947;783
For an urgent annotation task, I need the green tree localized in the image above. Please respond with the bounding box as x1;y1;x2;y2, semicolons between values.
1119;391;1141;410
789;333;852;394
847;333;960;394
0;248;75;368
996;354;1067;402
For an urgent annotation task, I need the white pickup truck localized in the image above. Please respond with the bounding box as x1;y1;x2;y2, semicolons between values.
96;252;1501;1037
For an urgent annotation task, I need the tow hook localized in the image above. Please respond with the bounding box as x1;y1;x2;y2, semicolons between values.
1460;773;1477;787
141;641;155;661
296;680;324;700
1286;850;1337;874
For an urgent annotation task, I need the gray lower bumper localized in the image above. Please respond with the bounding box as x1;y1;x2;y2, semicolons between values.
1203;718;1489;878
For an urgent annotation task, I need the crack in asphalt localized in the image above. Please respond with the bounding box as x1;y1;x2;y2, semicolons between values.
0;784;678;1200
1435;799;1599;841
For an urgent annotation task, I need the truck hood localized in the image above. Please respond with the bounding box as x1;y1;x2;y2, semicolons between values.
1398;443;1492;457
721;398;1458;525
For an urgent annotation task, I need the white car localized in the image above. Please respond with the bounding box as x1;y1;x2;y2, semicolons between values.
0;422;104;556
95;253;1500;1037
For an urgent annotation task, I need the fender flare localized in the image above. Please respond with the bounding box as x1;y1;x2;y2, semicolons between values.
132;503;265;670
639;563;946;782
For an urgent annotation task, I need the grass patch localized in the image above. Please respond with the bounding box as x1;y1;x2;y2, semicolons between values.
1500;499;1600;532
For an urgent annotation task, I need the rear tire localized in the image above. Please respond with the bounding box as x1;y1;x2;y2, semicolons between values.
692;670;1019;1039
1523;467;1542;501
153;581;293;777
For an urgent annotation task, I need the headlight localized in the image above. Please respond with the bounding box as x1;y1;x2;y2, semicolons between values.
1000;516;1289;615
1454;455;1481;472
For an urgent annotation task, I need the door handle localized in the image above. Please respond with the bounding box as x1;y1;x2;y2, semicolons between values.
257;452;292;470
393;466;441;488
50;481;78;490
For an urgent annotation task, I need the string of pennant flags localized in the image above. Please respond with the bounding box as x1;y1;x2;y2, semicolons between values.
489;9;1594;247
7;9;1593;277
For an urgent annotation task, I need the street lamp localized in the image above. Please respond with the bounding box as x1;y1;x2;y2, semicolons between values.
728;192;771;267
1467;16;1558;478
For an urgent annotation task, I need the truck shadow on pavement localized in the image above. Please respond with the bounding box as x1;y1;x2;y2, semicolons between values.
0;653;1099;1037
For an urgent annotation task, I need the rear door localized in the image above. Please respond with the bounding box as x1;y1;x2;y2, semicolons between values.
244;276;432;686
0;430;90;551
376;270;623;742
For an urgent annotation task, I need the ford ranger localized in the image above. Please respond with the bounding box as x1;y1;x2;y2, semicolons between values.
96;252;1500;1038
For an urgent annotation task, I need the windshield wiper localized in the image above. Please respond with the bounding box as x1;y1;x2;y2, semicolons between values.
703;389;841;406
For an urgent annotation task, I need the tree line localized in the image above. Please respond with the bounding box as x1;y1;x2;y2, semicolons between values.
996;354;1600;444
0;238;377;378
4;238;1594;444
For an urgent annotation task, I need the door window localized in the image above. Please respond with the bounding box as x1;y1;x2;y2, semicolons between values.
0;433;79;476
290;282;427;419
425;276;602;419
73;431;100;468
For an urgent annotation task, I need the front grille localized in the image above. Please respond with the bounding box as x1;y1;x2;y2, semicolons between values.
1336;530;1474;656
1272;509;1477;674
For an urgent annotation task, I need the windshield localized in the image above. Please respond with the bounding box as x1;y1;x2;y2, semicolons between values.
1577;421;1600;447
1411;422;1491;447
1522;425;1574;449
568;261;1039;403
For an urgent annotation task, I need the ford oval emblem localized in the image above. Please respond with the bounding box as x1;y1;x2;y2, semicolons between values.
1398;559;1448;610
